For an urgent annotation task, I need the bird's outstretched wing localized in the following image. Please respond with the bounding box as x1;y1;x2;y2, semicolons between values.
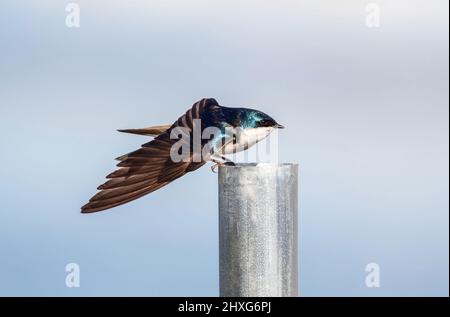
81;98;220;213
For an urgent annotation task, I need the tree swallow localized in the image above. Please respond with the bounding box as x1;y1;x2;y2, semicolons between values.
81;98;284;213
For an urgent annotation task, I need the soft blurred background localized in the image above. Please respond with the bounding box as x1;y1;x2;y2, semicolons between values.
0;0;448;296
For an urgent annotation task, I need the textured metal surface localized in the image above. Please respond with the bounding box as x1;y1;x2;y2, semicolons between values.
218;163;298;297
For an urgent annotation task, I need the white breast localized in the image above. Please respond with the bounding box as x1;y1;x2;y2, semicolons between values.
222;127;273;154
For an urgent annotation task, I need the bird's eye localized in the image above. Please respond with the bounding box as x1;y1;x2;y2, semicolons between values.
259;119;271;127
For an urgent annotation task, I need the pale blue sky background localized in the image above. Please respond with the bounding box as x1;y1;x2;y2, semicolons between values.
0;0;448;296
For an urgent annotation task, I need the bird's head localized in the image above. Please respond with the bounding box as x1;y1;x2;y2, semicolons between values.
243;109;285;130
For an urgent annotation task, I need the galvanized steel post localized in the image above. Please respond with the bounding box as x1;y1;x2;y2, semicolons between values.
218;163;298;297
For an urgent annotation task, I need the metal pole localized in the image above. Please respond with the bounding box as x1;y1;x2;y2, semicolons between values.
218;163;298;297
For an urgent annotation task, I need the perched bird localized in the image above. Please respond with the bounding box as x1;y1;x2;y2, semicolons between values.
81;98;284;213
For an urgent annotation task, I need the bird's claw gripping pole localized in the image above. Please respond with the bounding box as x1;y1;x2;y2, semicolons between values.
211;163;222;173
211;158;236;174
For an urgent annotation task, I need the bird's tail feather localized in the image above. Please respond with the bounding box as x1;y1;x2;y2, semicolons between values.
115;124;172;161
117;124;171;137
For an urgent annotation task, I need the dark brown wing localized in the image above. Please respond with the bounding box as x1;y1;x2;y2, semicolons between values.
81;98;219;213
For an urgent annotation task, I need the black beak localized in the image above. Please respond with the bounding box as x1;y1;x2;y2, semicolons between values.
275;123;285;129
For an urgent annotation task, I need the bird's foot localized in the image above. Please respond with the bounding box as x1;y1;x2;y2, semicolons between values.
211;163;222;173
210;161;236;173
